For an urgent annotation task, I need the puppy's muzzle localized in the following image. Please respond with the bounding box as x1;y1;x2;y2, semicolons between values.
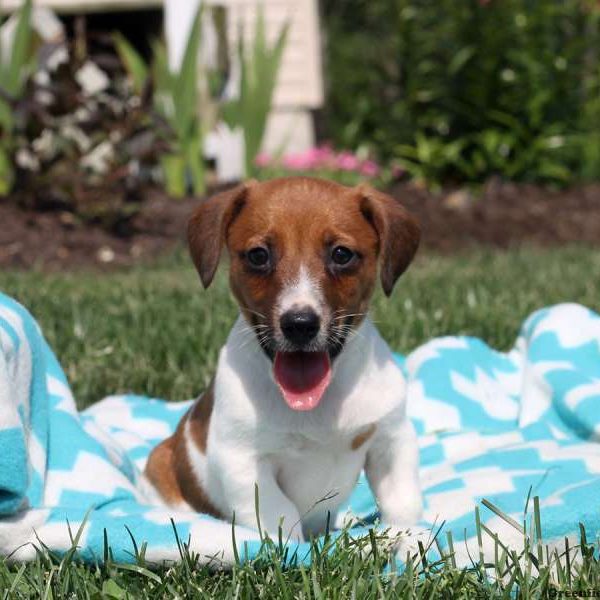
279;308;320;346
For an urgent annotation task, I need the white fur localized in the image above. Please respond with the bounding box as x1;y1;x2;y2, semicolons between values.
182;314;423;542
276;265;324;317
274;265;331;351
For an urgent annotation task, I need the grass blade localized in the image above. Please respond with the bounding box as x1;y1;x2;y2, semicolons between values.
481;498;524;534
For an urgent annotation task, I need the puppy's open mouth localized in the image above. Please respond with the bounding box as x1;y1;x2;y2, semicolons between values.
273;351;331;411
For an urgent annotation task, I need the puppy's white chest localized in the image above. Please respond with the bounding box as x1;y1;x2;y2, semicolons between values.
271;433;366;520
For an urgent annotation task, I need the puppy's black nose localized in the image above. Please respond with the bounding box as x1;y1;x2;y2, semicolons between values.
280;309;320;345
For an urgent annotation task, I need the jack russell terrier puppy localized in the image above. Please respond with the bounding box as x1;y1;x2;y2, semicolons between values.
146;176;423;541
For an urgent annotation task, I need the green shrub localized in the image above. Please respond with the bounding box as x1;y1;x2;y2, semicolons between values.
0;0;36;195
322;0;600;186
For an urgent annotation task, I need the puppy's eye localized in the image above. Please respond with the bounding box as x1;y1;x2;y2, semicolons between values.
331;246;355;266
246;247;270;269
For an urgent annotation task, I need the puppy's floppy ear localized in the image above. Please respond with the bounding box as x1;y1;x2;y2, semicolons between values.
358;184;421;296
188;181;255;288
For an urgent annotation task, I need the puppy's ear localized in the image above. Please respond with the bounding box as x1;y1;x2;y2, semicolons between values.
188;181;255;288
358;184;421;296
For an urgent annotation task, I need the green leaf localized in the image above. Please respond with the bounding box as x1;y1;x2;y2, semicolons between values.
151;39;171;94
536;160;570;182
151;39;175;120
101;580;127;600
150;6;206;198
448;46;475;75
173;5;202;143
161;152;187;198
231;7;289;175
113;32;149;96
185;134;205;195
4;0;34;97
0;98;13;133
221;99;241;129
0;146;15;196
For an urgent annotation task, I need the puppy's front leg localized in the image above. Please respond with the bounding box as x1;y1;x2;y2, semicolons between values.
212;451;304;542
365;415;422;528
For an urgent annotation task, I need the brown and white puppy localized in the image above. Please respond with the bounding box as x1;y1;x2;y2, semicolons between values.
146;176;422;541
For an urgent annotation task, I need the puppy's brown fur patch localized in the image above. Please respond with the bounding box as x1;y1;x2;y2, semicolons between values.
188;178;420;337
145;381;221;517
351;424;377;450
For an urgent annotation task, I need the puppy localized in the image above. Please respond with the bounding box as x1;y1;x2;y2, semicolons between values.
146;177;422;541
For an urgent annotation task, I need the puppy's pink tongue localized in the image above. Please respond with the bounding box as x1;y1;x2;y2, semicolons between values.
274;351;331;411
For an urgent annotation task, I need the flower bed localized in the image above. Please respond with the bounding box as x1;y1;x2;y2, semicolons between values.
255;146;388;186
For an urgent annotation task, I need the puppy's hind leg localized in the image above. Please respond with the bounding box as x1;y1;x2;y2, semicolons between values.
145;436;187;508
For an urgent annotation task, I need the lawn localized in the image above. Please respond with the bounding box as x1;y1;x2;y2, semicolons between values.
1;244;600;596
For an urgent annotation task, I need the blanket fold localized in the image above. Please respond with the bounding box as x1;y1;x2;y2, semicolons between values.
0;291;599;566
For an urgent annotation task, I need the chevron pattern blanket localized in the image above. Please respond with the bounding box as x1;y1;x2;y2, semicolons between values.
1;291;599;566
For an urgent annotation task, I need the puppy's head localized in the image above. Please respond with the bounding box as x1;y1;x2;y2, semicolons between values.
188;177;420;411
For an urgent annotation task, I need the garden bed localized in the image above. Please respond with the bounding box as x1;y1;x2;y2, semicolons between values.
1;179;599;270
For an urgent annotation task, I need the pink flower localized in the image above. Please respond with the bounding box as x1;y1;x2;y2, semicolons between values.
360;160;380;177
336;151;361;172
265;145;381;179
282;152;315;170
279;146;338;170
311;145;335;167
254;152;271;167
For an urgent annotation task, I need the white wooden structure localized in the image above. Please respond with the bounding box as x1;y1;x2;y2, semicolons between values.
208;0;323;158
2;0;324;176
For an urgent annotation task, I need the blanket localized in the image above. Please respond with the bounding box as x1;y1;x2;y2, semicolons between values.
1;290;599;566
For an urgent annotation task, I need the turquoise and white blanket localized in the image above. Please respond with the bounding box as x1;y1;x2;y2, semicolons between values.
1;290;599;566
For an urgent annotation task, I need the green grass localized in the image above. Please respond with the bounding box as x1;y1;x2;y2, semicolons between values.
1;245;600;597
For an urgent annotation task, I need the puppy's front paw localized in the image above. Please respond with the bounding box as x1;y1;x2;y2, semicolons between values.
380;488;423;528
377;490;426;559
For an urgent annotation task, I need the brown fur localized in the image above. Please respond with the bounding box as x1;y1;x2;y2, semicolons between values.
145;380;221;517
357;184;421;296
188;177;420;332
351;424;377;450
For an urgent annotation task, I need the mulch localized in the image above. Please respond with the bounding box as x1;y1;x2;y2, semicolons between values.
394;179;600;252
1;179;599;270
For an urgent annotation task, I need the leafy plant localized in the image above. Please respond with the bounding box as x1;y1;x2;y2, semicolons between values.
395;134;469;189
222;8;288;177
113;32;149;97
9;27;165;229
154;9;205;198
114;7;206;197
322;0;600;187
0;0;36;195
